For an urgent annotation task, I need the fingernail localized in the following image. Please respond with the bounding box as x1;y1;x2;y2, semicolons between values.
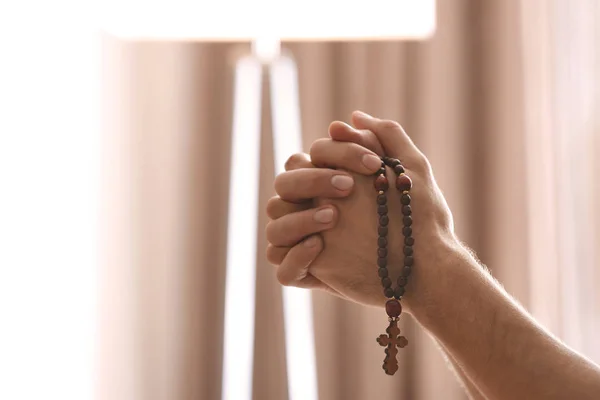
314;207;334;223
304;236;319;248
354;110;373;119
362;154;382;172
331;175;354;190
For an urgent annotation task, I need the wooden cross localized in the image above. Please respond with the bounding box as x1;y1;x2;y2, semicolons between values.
376;319;408;375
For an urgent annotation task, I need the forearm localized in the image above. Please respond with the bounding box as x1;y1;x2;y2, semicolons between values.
438;343;487;400
412;240;600;400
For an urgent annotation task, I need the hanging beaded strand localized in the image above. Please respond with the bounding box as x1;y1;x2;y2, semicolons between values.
374;156;413;376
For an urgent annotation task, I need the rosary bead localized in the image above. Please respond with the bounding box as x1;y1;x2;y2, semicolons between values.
382;277;392;288
377;194;387;205
389;158;401;168
378;268;389;278
394;286;405;298
380;215;389;226
375;175;389;191
401;193;411;205
378;226;388;236
403;216;413;226
404;246;413;256
394;164;405;175
402;205;412;216
384;287;395;298
397;276;407;286
403;226;412;236
385;299;402;317
405;256;414;266
403;266;412;277
378;205;388;215
396;174;412;192
378;237;388;248
404;236;415;246
377;257;387;267
378;248;387;258
377;168;386;176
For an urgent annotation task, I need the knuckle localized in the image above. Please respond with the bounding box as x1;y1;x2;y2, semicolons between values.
410;152;431;175
284;153;308;171
266;244;285;265
273;172;288;196
378;119;402;132
266;196;281;219
308;139;329;164
265;220;278;243
276;265;293;286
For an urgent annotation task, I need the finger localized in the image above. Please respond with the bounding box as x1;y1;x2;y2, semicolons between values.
328;121;385;156
274;168;355;203
276;235;323;286
284;153;313;171
266;196;312;219
351;110;426;165
265;205;337;247
267;239;343;296
309;138;383;175
266;243;291;265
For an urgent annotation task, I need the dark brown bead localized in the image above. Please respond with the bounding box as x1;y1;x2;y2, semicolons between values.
394;286;405;298
380;215;389;226
403;216;413;226
384;287;395;298
378;248;387;258
375;175;389;191
401;193;411;205
396;174;412;192
389;158;401;168
378;205;388;215
404;246;413;256
378;226;388;236
385;299;402;317
378;268;388;278
394;164;405;175
377;168;386;177
378;237;387;247
377;257;387;267
377;194;387;205
404;237;415;246
405;256;414;266
381;277;392;288
403;266;412;276
403;226;412;236
397;276;407;286
402;205;412;215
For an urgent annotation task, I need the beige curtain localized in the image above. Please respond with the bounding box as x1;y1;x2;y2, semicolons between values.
98;0;599;399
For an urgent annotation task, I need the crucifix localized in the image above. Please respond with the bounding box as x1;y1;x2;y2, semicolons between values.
376;318;408;375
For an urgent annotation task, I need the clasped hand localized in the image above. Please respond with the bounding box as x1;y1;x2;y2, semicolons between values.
265;111;459;314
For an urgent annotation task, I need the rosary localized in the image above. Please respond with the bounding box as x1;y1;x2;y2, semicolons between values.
374;156;413;376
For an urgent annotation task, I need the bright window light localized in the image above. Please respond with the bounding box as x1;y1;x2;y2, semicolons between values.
0;2;98;400
99;0;436;41
222;56;263;400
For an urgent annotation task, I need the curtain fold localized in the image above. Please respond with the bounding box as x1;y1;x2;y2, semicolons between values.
98;1;599;399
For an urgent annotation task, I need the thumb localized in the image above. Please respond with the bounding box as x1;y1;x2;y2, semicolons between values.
351;110;422;161
328;121;385;156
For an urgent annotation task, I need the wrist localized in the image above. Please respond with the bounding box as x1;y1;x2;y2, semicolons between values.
402;233;471;321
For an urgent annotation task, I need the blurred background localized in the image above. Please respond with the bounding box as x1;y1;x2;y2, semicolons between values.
0;1;599;399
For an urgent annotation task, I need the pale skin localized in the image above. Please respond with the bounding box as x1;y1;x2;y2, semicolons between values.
265;111;600;400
